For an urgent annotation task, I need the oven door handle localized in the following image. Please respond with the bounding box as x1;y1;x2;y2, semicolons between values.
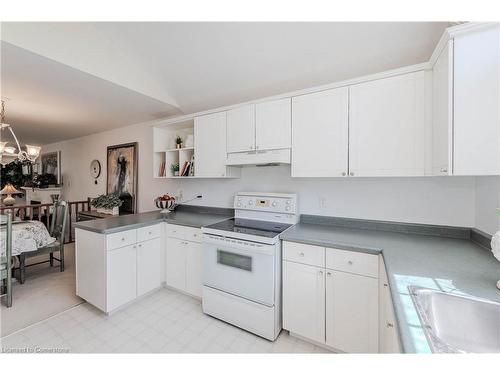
203;235;275;256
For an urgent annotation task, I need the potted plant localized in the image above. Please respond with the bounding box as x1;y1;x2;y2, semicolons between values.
91;193;123;215
175;136;183;149
171;162;180;176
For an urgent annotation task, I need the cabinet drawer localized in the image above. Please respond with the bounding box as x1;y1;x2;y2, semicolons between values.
283;241;325;267
166;224;202;243
106;229;137;250
325;248;378;278
137;224;161;242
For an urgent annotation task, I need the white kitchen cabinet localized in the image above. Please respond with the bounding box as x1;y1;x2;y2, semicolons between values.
165;224;203;298
186;241;203;298
137;237;162;296
453;26;500;175
107;244;137;312
227;104;255;153
431;40;454;176
349;72;425;176
166;237;187;291
283;260;325;343
194;112;239;178
325;270;379;353
255;98;291;150
292;87;349;177
379;258;401;353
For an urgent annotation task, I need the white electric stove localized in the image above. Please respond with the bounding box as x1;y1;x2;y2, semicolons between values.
201;192;298;341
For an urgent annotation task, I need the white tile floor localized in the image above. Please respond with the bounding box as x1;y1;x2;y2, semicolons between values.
1;288;331;353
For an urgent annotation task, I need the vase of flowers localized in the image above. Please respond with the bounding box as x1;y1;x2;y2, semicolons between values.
91;193;123;215
491;208;500;290
171;162;180;176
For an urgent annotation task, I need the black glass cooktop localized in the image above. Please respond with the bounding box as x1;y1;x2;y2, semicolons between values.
205;218;292;238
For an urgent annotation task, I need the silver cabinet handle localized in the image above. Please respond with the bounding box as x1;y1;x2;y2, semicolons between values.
342;172;346;176
348;260;353;265
386;322;394;328
349;172;354;176
132;245;136;249
148;231;152;235
383;283;388;287
440;168;448;173
138;244;142;248
121;238;125;241
299;252;305;257
318;270;323;275
327;272;332;276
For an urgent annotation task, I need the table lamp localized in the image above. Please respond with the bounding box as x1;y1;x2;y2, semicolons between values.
0;183;21;206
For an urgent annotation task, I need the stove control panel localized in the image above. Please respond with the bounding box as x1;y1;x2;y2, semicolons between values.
234;193;298;215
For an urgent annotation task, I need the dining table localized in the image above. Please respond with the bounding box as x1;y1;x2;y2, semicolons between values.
0;220;56;257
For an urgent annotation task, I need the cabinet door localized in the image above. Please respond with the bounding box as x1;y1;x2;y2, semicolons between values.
137;237;162;296
255;98;291;150
349;72;425;176
186;241;203;298
227;104;255;153
454;26;500;175
292;87;349;177
432;41;454;175
107;244;137;312
283;261;325;344
194;112;228;177
166;237;187;291
326;270;379;353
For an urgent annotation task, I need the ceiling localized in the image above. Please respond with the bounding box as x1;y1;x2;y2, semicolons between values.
1;22;449;144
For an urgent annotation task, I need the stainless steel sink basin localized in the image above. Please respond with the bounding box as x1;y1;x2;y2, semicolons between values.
409;286;500;353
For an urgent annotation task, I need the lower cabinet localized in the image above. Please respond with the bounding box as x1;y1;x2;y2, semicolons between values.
282;241;380;353
107;244;137;312
379;258;402;353
283;261;325;343
325;270;379;353
165;224;203;298
76;224;163;313
137;237;162;296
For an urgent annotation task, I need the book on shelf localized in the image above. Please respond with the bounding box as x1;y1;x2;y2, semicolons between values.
189;155;195;176
180;161;189;176
158;160;165;177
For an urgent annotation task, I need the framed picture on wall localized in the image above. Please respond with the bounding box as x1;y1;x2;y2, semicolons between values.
40;151;61;185
106;142;138;214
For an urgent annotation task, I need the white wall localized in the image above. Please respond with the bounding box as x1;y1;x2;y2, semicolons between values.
42;121;478;228
475;176;500;235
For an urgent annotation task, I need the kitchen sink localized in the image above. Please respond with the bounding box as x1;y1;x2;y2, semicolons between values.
408;286;500;353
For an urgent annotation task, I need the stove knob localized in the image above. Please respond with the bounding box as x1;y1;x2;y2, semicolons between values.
237;203;241;207
285;206;291;211
286;200;291;205
248;200;253;206
272;201;277;207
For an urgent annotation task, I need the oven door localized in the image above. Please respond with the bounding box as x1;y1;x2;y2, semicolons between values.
203;234;276;306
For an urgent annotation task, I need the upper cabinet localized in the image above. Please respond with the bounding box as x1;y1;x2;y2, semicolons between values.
292;88;349;177
255;98;291;150
453;26;500;175
194;112;240;178
227;99;292;153
349;72;426;177
227;105;256;153
431;40;454;175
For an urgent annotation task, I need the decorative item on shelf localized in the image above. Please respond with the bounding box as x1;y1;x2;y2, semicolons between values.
90;193;123;216
158;160;166;177
171;162;179;176
0;183;21;206
50;194;60;203
0;100;42;166
185;134;194;148
155;194;176;213
175;136;183;149
491;208;500;290
32;173;58;188
107;142;137;214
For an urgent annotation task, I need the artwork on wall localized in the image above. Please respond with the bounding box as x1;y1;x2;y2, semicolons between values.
40;151;61;185
106;142;138;214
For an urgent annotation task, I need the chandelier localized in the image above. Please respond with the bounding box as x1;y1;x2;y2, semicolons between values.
0;100;41;166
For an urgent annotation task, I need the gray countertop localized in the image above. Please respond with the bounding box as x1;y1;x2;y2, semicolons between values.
280;223;500;353
73;207;233;234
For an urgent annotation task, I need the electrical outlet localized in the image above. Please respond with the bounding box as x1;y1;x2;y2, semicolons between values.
319;197;327;208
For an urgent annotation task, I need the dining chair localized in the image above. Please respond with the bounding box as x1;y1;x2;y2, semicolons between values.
17;200;68;284
1;212;13;307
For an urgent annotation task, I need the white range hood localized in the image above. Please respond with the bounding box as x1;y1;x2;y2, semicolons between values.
226;148;291;166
